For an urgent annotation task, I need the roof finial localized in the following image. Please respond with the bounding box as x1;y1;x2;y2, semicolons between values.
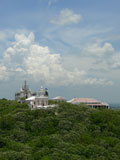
25;80;27;86
24;80;27;89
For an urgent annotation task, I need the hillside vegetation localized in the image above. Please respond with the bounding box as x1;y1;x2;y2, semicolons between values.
0;99;120;160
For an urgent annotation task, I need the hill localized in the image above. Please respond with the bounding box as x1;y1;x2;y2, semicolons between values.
0;99;120;160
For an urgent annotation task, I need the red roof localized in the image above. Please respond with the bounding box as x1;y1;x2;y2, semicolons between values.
68;98;100;103
53;96;66;100
68;98;109;106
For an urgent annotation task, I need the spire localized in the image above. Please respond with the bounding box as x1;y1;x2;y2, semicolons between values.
25;80;26;86
23;80;28;90
24;80;27;89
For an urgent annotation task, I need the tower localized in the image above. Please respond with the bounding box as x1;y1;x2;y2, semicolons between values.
15;81;32;102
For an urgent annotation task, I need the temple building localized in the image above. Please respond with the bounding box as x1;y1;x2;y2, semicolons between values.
52;96;66;102
15;81;109;109
15;81;36;102
67;98;109;109
26;87;49;109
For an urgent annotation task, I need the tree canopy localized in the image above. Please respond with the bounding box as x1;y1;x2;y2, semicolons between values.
0;99;120;160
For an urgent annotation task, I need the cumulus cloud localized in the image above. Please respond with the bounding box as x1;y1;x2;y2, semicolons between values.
50;9;82;26
0;65;9;81
81;40;120;76
83;42;114;58
82;41;115;68
0;32;113;86
111;52;120;69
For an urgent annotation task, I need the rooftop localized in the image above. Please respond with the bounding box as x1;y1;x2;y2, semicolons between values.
67;98;109;106
52;96;66;100
68;98;101;104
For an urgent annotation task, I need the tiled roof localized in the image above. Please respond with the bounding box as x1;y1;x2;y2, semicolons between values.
53;96;66;100
68;98;109;106
68;98;100;104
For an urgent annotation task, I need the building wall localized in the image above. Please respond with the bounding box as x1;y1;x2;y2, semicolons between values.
35;98;48;106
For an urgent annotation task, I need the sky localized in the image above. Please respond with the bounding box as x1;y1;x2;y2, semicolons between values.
0;0;120;103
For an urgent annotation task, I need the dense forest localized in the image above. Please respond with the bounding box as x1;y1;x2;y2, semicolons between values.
0;99;120;160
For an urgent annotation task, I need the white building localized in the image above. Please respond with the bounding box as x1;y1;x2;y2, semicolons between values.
26;87;49;109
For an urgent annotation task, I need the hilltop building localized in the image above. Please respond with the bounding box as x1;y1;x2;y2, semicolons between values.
67;98;109;109
15;81;35;102
15;81;109;109
26;87;49;109
15;81;57;109
52;96;66;102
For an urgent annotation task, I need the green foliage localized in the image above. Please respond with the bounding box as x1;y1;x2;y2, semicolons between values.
0;99;120;159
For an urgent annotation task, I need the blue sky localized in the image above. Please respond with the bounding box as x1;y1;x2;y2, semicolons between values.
0;0;120;103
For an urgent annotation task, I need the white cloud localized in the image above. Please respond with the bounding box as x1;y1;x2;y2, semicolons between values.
81;40;120;78
0;32;113;86
83;42;114;58
50;9;82;26
0;29;31;42
14;32;34;46
0;65;9;81
111;52;120;69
